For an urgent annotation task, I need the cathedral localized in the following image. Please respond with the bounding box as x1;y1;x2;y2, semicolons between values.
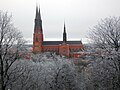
33;6;84;58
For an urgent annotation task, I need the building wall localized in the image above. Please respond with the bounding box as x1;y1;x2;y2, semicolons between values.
69;44;84;52
42;45;59;53
59;44;70;57
33;43;84;57
33;33;43;53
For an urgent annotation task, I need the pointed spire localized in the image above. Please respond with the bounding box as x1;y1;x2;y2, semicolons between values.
63;21;67;42
35;5;39;19
38;6;41;19
34;4;43;33
64;21;66;33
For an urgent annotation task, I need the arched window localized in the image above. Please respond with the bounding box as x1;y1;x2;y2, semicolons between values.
36;37;38;42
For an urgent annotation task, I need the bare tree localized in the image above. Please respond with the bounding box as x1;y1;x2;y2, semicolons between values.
89;16;120;51
85;52;120;90
88;16;120;90
0;11;25;90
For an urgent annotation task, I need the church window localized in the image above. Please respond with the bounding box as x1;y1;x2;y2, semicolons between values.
36;37;38;42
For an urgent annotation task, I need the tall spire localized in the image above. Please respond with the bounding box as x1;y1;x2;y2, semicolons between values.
38;6;41;19
34;4;43;33
35;5;39;19
63;22;67;42
64;22;66;33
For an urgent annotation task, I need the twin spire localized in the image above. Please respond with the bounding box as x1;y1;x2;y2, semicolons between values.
35;5;41;19
34;5;42;32
35;5;67;42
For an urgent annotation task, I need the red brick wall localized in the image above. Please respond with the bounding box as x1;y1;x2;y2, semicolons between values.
33;38;84;58
59;44;70;57
33;33;43;53
42;45;59;53
70;53;82;58
69;44;83;49
69;44;84;52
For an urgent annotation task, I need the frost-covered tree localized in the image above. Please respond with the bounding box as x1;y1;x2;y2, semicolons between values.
88;16;120;90
89;16;120;51
0;11;25;90
8;60;43;90
83;52;120;90
7;53;80;90
32;53;80;90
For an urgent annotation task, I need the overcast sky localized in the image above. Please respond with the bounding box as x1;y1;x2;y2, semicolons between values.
0;0;120;43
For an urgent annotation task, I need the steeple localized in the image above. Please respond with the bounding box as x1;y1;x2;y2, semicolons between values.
34;5;42;32
33;5;43;53
38;6;41;19
35;5;39;19
63;22;67;42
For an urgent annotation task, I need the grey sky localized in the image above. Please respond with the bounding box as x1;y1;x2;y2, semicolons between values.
0;0;120;43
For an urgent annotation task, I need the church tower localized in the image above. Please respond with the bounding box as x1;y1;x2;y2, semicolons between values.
59;22;70;57
63;22;67;43
33;6;43;53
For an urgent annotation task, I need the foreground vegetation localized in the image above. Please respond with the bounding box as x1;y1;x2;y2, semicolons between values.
1;51;120;90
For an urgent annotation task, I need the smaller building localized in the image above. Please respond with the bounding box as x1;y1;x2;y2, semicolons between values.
33;6;84;58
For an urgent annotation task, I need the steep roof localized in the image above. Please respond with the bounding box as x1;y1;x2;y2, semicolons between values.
42;41;82;45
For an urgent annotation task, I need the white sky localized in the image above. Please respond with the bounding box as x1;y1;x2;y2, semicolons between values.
0;0;120;43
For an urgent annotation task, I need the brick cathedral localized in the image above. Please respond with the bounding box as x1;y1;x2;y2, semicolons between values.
33;6;84;58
